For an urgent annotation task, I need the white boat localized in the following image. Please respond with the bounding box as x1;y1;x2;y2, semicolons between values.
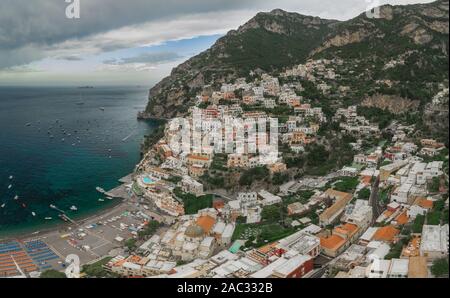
96;187;105;193
107;197;113;201
1;203;5;208
70;206;78;211
99;107;105;111
45;217;53;220
8;184;12;189
98;199;105;202
9;176;13;180
14;195;18;200
50;204;57;209
31;212;36;217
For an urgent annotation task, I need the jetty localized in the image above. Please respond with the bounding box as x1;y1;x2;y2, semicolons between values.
104;184;131;199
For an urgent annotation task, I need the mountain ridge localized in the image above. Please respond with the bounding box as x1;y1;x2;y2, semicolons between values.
141;0;448;121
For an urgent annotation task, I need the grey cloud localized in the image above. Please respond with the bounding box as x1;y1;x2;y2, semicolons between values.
0;0;435;69
56;55;83;61
115;52;182;65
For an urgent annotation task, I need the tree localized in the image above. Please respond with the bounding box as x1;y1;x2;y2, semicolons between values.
412;214;425;233
138;221;161;239
357;188;371;200
261;205;282;223
125;238;137;251
431;258;449;277
40;269;66;278
82;257;118;278
428;177;441;193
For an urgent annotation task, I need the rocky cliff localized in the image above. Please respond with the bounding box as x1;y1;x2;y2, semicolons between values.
142;0;449;125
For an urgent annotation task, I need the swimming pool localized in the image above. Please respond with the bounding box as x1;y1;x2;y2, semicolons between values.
142;176;155;185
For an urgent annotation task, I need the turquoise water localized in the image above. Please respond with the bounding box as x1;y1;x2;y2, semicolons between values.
0;86;157;237
142;177;154;184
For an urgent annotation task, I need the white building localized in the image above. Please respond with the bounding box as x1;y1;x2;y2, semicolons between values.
258;190;282;206
420;224;449;260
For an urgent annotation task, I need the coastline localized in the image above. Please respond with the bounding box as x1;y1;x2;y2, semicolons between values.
0;185;130;242
0;180;133;241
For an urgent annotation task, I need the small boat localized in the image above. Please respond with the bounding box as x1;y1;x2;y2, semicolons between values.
45;217;53;220
96;187;105;194
25;123;31;127
14;195;18;200
9;176;13;180
59;214;69;222
50;204;57;209
31;212;36;217
98;199;105;202
99;107;105;111
1;203;6;208
70;206;78;211
8;184;12;189
107;197;114;201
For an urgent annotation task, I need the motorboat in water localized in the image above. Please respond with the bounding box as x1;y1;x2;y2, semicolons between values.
70;205;78;211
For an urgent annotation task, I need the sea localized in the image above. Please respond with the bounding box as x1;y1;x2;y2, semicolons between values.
0;86;157;237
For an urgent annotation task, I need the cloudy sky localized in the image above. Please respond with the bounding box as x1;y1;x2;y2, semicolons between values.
0;0;434;87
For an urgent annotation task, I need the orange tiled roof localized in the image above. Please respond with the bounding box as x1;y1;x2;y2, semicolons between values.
361;176;372;185
188;155;210;161
383;210;394;218
408;256;428;278
416;198;433;209
395;212;409;225
373;225;399;242
113;259;126;267
342;223;359;234
257;242;278;254
320;235;346;251
196;215;216;234
127;255;142;264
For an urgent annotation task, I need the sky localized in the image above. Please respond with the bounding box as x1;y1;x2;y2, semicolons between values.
0;0;435;87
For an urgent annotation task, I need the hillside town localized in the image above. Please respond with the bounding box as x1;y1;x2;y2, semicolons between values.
97;59;449;279
1;58;448;280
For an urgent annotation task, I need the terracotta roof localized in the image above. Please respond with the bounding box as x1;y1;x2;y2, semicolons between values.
373;225;399;242
408;256;428;278
361;176;372;185
320;235;346;251
395;212;409;225
257;242;278;254
383;210;394;218
319;194;352;221
196;215;216;234
415;198;433;209
188;155;210;161
324;189;353;201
